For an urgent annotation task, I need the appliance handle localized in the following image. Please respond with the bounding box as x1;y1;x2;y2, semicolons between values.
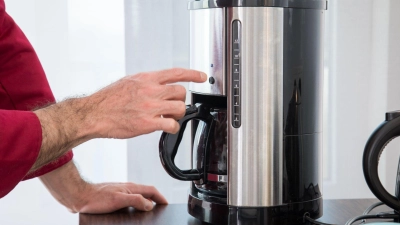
363;111;400;210
159;103;214;181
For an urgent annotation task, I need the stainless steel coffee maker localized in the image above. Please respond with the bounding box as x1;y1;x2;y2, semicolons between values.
159;0;327;224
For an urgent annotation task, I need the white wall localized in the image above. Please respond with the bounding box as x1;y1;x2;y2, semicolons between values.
0;1;127;224
324;0;400;199
384;0;400;196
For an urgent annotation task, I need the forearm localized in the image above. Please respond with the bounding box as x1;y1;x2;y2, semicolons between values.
31;97;97;172
40;161;91;213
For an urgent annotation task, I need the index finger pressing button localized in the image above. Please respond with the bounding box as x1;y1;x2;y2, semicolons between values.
156;68;207;85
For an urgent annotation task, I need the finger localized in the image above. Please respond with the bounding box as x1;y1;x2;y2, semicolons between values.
162;84;187;101
157;100;186;120
154;68;207;85
126;184;169;205
154;117;180;134
161;114;179;120
117;193;155;211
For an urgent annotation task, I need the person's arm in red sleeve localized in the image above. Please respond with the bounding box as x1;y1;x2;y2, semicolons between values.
28;66;207;213
0;0;209;213
0;4;168;210
0;110;41;198
0;0;72;197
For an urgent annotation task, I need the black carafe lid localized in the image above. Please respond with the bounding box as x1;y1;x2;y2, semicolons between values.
188;0;328;10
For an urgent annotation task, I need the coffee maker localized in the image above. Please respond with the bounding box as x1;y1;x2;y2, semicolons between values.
159;0;327;224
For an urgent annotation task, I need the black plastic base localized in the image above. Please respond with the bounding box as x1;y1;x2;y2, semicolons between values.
188;194;323;225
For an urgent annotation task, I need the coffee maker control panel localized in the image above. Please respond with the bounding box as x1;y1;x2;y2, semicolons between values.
232;20;241;128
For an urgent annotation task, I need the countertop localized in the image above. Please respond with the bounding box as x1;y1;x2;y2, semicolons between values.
80;199;391;225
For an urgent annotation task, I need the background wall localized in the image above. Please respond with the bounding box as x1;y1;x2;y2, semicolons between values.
323;0;400;199
1;1;400;224
0;1;127;224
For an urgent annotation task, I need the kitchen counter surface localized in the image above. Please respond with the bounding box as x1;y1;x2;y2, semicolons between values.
80;199;392;225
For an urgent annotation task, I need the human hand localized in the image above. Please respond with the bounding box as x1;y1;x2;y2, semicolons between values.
73;182;168;214
32;68;206;171
40;161;168;214
87;68;207;139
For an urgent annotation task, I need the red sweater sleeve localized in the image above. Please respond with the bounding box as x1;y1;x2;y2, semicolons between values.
0;1;73;197
0;110;42;197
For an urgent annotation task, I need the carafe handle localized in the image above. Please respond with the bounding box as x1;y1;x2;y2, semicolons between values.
363;110;400;210
159;103;215;181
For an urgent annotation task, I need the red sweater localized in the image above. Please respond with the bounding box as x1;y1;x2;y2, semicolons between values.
0;1;73;198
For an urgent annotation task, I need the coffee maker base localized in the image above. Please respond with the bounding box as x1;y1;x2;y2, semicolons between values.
188;194;323;225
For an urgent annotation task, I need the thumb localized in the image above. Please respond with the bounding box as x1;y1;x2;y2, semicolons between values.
122;193;154;211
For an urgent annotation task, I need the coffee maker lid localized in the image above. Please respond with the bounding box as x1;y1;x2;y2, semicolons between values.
188;0;328;10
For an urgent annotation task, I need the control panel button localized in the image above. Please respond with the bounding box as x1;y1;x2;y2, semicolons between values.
209;77;215;84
